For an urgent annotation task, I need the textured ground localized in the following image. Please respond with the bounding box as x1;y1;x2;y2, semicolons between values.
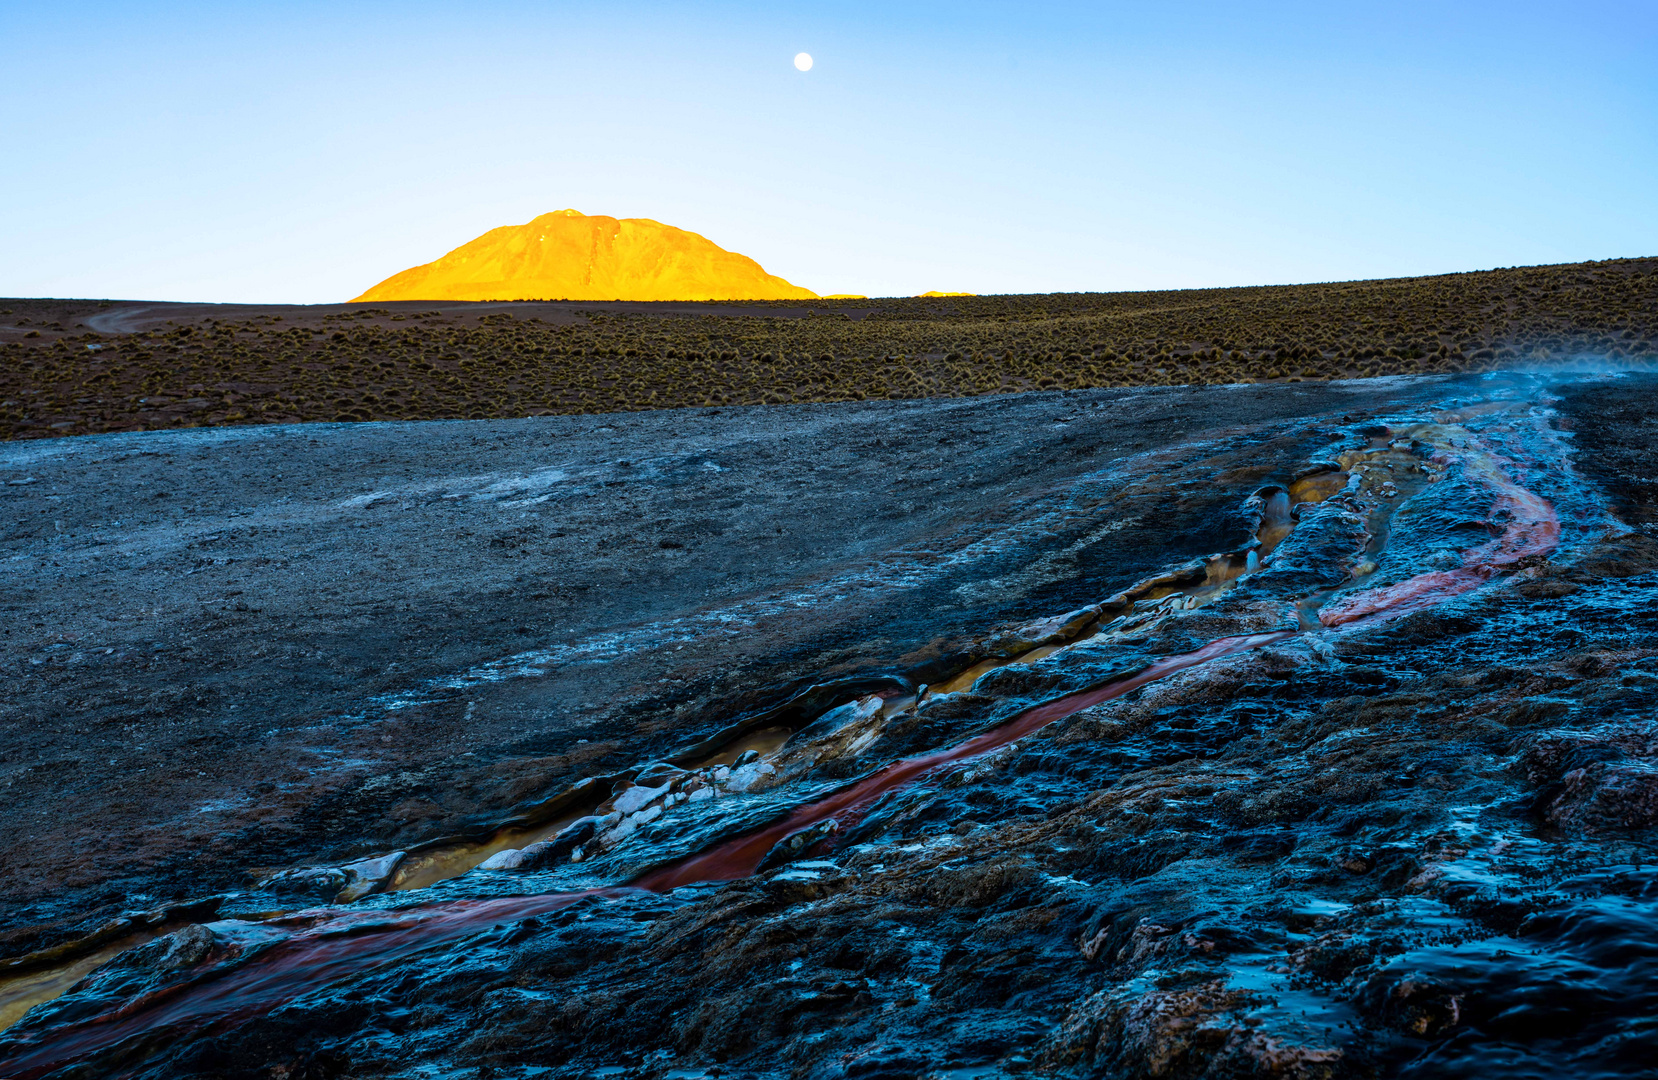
3;257;1655;439
0;377;1436;952
2;371;1656;1079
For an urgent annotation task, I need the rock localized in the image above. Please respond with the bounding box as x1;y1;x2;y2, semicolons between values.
723;760;778;793
502;818;605;872
599;817;638;848
1001;604;1104;651
260;850;409;901
540;815;603;858
477;848;524;870
788;695;884;746
512;841;556;868
334;851;407;902
633;761;684;787
612;782;669;816
757;818;839;872
128;924;218;972
263;866;349;897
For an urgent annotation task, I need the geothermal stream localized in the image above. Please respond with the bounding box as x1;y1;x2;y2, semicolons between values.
0;387;1578;1077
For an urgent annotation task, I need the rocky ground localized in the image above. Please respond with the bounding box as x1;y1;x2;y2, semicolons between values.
2;371;1656;1079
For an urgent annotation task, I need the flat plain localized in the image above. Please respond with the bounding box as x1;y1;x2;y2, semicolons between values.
3;256;1655;441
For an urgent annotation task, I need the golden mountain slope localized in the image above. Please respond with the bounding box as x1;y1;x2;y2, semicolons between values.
352;210;817;303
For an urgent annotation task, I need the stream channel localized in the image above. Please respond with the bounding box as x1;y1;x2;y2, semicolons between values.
3;372;1656;1079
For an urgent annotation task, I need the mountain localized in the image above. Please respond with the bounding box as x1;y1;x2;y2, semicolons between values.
352;210;817;303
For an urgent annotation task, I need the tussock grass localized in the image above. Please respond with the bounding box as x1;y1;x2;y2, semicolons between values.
3;258;1655;439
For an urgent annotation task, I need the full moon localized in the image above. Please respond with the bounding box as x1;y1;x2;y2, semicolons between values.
794;52;813;72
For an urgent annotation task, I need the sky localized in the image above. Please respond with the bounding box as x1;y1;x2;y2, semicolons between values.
2;1;1655;303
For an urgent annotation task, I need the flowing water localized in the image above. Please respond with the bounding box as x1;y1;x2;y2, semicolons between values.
4;373;1653;1079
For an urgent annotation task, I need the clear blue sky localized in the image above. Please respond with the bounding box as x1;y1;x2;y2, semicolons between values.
2;1;1655;302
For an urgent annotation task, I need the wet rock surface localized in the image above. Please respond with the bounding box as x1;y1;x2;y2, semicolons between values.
0;379;1419;949
3;372;1657;1078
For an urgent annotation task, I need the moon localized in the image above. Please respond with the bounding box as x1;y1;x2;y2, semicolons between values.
794;52;813;72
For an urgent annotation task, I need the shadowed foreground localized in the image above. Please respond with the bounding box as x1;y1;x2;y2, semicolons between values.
2;372;1657;1079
